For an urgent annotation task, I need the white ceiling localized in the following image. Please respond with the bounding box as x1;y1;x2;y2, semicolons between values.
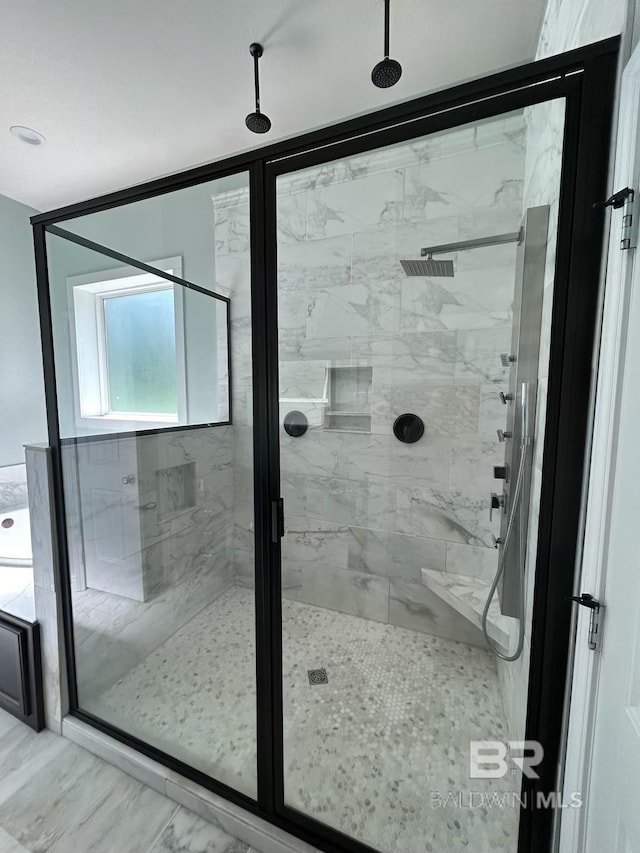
0;0;546;213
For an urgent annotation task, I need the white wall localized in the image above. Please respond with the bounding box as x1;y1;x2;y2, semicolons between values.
0;193;47;466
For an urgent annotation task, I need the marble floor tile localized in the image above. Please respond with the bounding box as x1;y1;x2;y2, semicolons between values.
0;710;248;853
0;827;30;853
148;806;248;853
74;585;517;853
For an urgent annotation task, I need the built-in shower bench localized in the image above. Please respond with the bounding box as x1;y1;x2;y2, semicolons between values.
421;569;516;656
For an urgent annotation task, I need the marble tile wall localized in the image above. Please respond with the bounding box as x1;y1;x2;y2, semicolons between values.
214;115;527;644
59;426;236;702
213;190;254;587
25;445;68;733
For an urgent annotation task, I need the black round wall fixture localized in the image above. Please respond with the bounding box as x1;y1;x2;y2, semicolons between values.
284;410;308;437
393;413;424;443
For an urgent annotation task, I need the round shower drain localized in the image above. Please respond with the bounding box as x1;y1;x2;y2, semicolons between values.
1;518;14;529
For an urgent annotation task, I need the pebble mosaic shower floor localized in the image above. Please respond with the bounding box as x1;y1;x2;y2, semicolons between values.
85;585;519;853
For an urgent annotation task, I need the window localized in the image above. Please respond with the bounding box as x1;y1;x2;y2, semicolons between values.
69;257;186;428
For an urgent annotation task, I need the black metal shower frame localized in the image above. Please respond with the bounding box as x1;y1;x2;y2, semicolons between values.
31;37;619;853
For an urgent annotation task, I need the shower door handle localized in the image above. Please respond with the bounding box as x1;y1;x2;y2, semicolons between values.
271;498;285;543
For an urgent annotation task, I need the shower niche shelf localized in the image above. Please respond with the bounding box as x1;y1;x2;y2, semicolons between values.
323;366;372;434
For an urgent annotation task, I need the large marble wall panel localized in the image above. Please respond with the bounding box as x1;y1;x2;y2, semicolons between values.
25;445;68;733
213;117;526;647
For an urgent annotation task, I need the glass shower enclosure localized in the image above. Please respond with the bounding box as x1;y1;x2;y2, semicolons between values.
32;40;617;853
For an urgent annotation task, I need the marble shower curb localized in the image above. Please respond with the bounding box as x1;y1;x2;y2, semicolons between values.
62;716;318;853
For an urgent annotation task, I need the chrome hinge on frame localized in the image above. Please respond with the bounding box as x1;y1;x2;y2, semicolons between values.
595;187;637;250
570;593;605;651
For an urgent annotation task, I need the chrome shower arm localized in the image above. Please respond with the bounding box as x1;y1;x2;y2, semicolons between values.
420;230;522;257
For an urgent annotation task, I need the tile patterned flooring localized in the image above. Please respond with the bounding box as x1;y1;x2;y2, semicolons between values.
0;709;250;853
83;585;520;853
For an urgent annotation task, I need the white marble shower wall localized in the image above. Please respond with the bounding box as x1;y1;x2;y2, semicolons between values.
214;115;527;644
212;188;254;586
63;426;234;603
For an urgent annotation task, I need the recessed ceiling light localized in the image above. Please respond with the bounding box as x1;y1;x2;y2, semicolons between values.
10;125;46;146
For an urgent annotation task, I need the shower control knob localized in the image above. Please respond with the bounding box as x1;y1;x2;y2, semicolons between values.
499;391;513;405
492;534;504;549
497;429;513;443
489;492;505;522
122;474;136;485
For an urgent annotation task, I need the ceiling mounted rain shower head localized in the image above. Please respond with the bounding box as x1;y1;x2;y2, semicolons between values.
245;42;271;134
400;257;455;277
372;0;402;88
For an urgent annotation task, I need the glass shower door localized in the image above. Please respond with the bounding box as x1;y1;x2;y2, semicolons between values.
44;171;259;799
275;101;566;852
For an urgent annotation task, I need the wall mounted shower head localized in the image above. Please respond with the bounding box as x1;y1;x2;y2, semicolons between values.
399;231;522;277
246;43;271;134
400;257;455;277
372;0;402;88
